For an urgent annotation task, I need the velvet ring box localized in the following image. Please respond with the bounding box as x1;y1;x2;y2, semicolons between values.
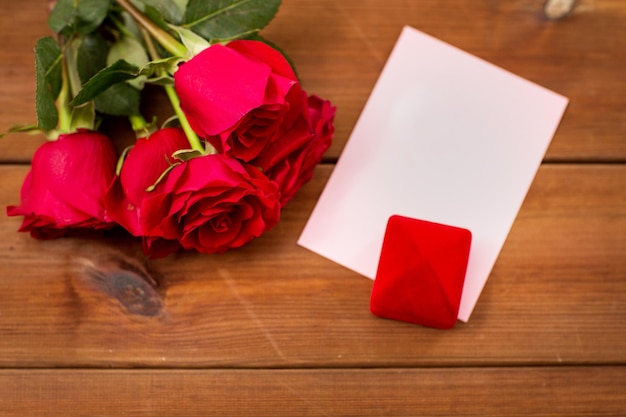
370;215;472;329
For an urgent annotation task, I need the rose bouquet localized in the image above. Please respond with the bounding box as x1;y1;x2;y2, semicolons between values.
5;0;335;258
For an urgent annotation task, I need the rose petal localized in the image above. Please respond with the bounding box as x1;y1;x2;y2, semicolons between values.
175;44;272;138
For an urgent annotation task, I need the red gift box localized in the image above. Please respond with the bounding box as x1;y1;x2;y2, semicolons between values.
370;215;472;329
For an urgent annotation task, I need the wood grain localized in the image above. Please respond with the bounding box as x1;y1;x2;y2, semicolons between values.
1;1;625;414
0;367;624;416
1;0;625;162
1;164;624;368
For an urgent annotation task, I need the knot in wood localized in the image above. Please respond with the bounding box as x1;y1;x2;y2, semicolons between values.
107;271;162;317
77;254;163;317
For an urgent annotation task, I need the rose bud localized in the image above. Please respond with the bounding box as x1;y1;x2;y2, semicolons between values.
104;127;190;237
7;130;117;239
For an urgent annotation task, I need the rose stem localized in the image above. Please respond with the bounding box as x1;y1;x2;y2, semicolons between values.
141;29;206;153
56;50;72;134
63;38;83;98
114;0;187;58
163;83;206;153
115;0;203;151
107;17;154;139
129;114;152;138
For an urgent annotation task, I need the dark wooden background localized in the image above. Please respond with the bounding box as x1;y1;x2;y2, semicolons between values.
0;0;624;415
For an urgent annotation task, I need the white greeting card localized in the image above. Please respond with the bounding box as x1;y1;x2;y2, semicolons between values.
298;26;568;321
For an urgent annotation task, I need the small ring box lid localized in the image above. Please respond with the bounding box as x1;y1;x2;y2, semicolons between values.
370;215;472;329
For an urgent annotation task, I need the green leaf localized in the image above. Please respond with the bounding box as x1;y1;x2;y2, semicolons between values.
71;59;140;107
139;56;182;78
48;0;112;35
170;25;211;57
76;32;110;83
9;124;41;133
183;0;281;41
108;36;150;89
94;82;141;116
139;0;189;24
37;38;64;99
35;37;63;132
143;4;175;33
145;75;175;86
161;115;180;129
47;0;75;35
0;124;42;138
76;0;112;34
107;37;150;69
69;102;96;131
172;148;204;161
136;57;177;85
145;162;181;192
116;145;134;175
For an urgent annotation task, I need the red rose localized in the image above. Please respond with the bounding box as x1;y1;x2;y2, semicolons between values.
139;153;281;255
255;95;336;206
174;40;305;162
7;130;117;238
104;127;189;237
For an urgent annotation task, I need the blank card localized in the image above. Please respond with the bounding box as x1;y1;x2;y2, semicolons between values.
298;26;569;321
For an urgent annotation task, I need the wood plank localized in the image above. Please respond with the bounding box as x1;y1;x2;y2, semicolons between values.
0;367;624;416
1;164;624;368
1;0;625;162
0;1;51;162
265;0;626;162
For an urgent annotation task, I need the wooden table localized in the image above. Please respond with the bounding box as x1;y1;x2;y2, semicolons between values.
1;0;625;415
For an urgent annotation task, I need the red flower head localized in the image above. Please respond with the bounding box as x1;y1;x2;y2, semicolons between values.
174;40;306;162
105;127;189;236
104;127;189;256
105;127;281;257
139;153;281;256
7;130;117;238
256;95;336;206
